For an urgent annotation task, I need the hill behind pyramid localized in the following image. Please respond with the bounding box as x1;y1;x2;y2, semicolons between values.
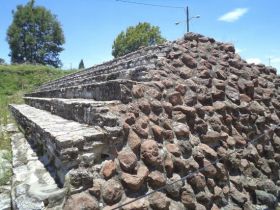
10;33;280;209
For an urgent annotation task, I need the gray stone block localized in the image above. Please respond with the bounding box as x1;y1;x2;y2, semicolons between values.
9;104;117;184
24;97;120;127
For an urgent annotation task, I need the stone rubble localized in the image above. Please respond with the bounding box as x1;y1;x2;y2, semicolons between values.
10;32;280;209
0;124;17;210
11;131;65;210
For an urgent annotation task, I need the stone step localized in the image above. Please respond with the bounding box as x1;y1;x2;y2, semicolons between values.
39;55;157;91
40;64;154;92
9;104;120;184
26;79;135;103
39;44;170;91
24;97;120;127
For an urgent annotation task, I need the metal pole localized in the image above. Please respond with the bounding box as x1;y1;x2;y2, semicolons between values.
186;6;189;32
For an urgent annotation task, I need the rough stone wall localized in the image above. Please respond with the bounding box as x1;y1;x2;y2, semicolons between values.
12;33;280;210
65;33;280;210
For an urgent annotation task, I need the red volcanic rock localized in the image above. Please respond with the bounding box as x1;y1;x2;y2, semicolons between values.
125;112;136;125
164;154;174;177
152;125;164;142
150;100;163;115
132;84;145;98
201;159;217;178
102;160;116;179
138;99;151;114
162;101;173;115
118;150;138;172
188;173;206;193
89;178;104;199
175;84;187;95
64;192;99;210
173;105;196;117
147;88;162;100
149;192;170;210
166;143;181;157
168;91;183;106
148;170;166;189
121;197;149;210
141;140;162;166
173;122;190;138
102;179;123;205
197;143;217;160
181;186;196;209
127;129;141;154
121;172;145;191
121;164;149;191
182;54;197;69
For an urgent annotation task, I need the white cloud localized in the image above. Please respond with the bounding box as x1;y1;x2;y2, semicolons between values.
236;48;246;54
236;48;242;54
246;58;262;64
218;8;248;22
271;57;280;64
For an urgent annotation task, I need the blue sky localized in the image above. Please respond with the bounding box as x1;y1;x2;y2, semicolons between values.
0;0;280;70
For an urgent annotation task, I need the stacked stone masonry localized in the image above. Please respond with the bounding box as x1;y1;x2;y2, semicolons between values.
10;33;280;210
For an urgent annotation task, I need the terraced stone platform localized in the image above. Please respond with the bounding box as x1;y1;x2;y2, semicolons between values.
38;44;170;91
24;97;120;126
10;104;122;184
10;33;280;209
26;79;135;103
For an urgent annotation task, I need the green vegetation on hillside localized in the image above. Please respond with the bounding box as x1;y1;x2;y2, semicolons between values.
0;64;76;125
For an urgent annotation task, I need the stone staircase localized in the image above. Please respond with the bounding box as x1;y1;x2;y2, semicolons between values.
38;44;169;92
10;96;126;186
10;43;170;188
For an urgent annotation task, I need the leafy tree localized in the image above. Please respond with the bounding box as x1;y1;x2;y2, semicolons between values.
0;58;5;64
78;59;85;69
112;22;166;58
7;0;65;67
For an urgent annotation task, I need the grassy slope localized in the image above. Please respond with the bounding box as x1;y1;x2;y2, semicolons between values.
0;64;77;124
0;64;77;154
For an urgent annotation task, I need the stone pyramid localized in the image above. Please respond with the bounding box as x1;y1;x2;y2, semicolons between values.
10;33;280;209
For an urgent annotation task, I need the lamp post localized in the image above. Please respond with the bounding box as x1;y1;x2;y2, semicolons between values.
175;6;200;32
186;6;189;33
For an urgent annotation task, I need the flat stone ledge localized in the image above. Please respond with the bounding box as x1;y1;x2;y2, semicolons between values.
10;104;107;184
26;79;135;103
24;97;120;127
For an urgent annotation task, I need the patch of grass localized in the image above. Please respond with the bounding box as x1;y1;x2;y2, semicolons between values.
0;64;77;96
2;150;12;162
0;149;12;185
0;64;77;126
0;132;11;152
0;168;12;185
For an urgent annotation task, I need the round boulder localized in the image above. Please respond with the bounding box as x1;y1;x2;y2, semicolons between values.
64;192;99;210
102;179;123;205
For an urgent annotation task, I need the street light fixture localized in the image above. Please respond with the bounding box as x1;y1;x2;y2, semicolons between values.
175;6;200;32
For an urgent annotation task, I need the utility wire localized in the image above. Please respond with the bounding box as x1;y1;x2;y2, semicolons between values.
115;0;184;9
111;122;280;210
